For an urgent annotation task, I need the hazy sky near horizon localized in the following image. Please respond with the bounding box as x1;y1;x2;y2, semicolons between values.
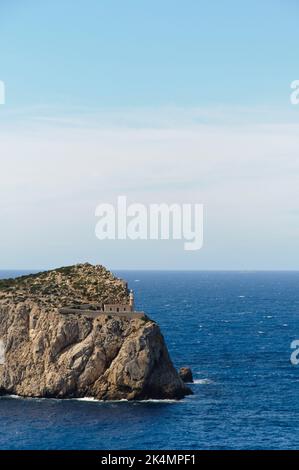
0;0;299;270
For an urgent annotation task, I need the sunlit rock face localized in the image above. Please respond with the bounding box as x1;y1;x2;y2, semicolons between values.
0;264;191;400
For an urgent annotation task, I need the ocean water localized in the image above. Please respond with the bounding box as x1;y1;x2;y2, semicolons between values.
0;270;299;450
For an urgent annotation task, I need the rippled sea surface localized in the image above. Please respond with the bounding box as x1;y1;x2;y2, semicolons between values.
1;270;299;450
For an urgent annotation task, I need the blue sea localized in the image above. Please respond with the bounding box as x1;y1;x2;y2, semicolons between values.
1;270;299;450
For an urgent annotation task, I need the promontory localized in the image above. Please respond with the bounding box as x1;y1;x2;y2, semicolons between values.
0;263;191;400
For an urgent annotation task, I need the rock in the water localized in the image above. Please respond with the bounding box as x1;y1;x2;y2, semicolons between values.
179;367;193;383
0;264;192;400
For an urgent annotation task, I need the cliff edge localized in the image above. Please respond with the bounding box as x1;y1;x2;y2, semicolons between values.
0;264;191;400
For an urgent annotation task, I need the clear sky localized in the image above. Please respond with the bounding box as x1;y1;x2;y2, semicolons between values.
0;0;299;270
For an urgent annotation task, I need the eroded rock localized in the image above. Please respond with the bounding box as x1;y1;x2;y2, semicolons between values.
179;367;193;383
0;264;191;400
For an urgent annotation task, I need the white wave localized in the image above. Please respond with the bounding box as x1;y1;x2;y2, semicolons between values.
1;394;55;402
1;394;24;399
1;395;179;404
238;295;245;298
134;399;179;403
66;397;179;404
193;378;214;385
75;397;99;402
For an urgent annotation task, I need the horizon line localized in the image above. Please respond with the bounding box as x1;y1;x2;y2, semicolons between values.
1;268;299;273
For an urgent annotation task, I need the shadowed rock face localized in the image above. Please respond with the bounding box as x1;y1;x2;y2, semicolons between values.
0;264;191;400
179;367;193;383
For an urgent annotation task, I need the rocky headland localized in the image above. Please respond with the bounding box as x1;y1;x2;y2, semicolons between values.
0;264;191;400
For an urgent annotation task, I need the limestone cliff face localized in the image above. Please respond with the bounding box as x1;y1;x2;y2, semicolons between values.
0;264;191;400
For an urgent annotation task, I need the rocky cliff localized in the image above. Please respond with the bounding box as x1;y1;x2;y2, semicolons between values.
0;264;191;400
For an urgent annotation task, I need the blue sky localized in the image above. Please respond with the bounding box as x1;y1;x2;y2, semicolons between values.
1;0;298;109
0;1;299;270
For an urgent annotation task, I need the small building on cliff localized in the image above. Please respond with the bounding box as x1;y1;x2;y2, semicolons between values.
58;289;142;317
103;289;135;313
